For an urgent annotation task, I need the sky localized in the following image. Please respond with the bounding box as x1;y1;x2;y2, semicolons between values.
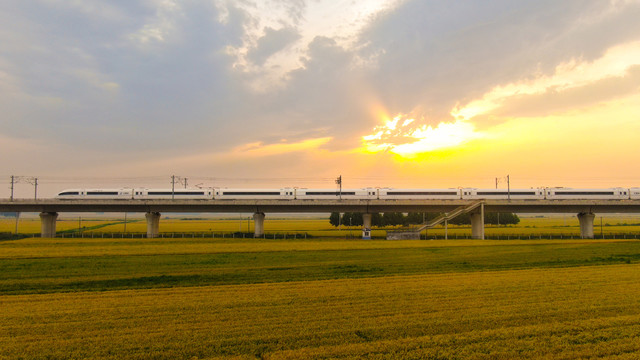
2;0;640;197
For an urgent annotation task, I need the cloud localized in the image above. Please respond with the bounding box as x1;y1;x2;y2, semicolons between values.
491;65;640;119
355;0;640;123
0;1;250;152
361;115;483;156
127;0;182;45
231;137;333;157
247;26;301;65
452;41;640;121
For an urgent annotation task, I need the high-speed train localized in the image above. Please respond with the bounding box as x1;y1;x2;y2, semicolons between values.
56;187;640;200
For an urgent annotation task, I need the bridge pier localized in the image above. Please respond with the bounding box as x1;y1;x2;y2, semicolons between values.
39;212;58;238
470;203;485;239
362;213;372;229
145;212;161;238
362;213;372;239
577;212;595;239
253;212;265;237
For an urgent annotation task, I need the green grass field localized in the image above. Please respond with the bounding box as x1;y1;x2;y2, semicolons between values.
2;234;640;359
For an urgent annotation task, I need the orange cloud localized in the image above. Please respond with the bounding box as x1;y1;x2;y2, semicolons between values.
232;137;333;157
451;41;640;121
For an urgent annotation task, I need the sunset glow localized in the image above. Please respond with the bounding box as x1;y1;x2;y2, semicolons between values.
451;41;640;121
362;114;483;157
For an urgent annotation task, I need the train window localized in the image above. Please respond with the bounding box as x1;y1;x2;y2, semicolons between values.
148;191;206;195
477;191;536;196
387;191;458;195
223;192;281;195
554;191;614;195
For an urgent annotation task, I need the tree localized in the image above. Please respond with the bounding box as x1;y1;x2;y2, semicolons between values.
488;212;520;225
371;213;384;227
449;212;520;225
406;212;441;225
329;212;341;227
350;212;363;226
383;212;405;227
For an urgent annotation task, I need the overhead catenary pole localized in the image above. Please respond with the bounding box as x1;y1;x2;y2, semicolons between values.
336;175;342;200
445;218;448;240
34;178;38;200
10;175;14;201
171;175;175;200
507;175;511;200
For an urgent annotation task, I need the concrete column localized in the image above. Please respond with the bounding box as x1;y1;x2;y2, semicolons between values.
577;212;595;239
362;213;372;240
253;212;265;237
145;212;161;238
362;213;372;230
470;203;485;240
39;212;58;238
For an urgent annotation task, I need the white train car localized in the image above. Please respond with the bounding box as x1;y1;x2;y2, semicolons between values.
215;188;290;200
56;188;133;199
295;188;372;199
630;188;640;200
379;188;461;199
135;188;213;199
461;188;544;200
545;188;628;200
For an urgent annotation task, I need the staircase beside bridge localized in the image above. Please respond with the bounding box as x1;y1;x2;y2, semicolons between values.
386;200;485;240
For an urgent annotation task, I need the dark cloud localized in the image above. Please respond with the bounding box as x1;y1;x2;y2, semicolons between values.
247;26;301;65
0;1;249;152
256;36;371;149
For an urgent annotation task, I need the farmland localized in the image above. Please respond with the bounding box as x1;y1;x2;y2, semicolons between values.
2;230;640;359
3;214;640;238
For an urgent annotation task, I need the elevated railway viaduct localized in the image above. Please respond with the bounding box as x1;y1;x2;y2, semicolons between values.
2;199;640;239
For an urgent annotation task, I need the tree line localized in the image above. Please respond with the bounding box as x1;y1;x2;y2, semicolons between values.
329;212;519;227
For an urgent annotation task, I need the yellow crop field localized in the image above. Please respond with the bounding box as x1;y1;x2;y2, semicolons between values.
0;236;631;260
3;214;639;238
2;264;640;359
3;234;640;358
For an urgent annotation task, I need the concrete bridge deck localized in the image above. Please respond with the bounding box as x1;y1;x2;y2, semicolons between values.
2;198;640;213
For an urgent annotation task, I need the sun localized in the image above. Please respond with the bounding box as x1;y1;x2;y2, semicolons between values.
361;113;483;157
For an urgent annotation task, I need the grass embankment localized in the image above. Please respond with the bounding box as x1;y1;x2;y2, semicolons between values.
2;237;640;358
